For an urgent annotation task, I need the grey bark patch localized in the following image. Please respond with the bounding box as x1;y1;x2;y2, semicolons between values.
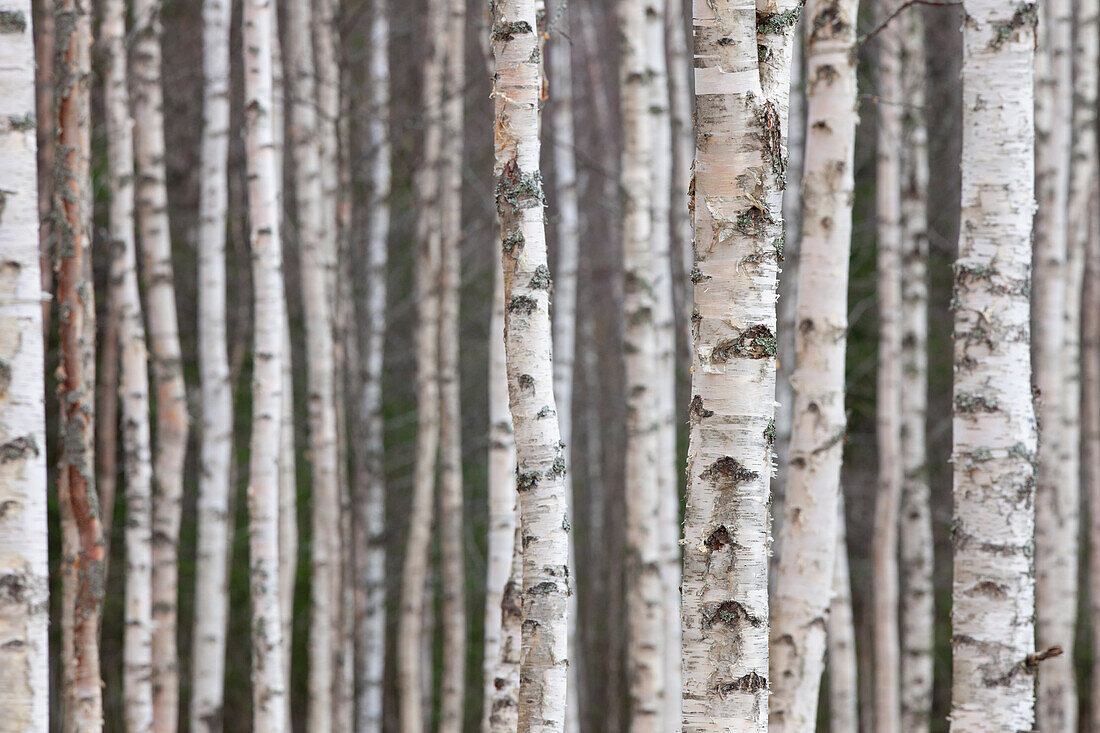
528;264;552;290
0;435;39;463
700;456;759;487
0;10;27;33
704;525;732;551
954;392;1000;413
701;599;764;630
712;324;777;362
716;671;769;694
508;295;537;315
689;395;714;421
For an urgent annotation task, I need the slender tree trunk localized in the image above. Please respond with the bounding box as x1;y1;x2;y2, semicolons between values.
950;3;1037;728
353;3;389;729
190;0;233;727
828;495;859;733
95;295;118;561
1085;155;1100;733
681;1;798;728
1033;0;1077;722
488;524;524;732
769;0;858;724
491;3;572;730
285;0;340;725
438;0;467;727
0;2;49;726
33;0;52;336
55;0;104;726
244;0;289;725
871;6;903;730
131;0;189;725
103;0;155;727
665;0;693;347
619;1;664;730
898;10;933;732
397;3;444;731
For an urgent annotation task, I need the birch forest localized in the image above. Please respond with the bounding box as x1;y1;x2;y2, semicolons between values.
8;0;1100;730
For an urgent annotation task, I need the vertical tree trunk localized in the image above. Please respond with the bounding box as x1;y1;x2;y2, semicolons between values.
827;496;859;733
768;0;858;724
665;0;693;344
95;293;118;560
1085;157;1100;733
488;524;524;732
491;3;572;730
1033;0;1077;722
438;0;466;727
285;0;340;725
0;2;49;726
871;6;903;730
898;10;933;732
950;3;1037;728
244;0;289;725
103;0;155;727
681;1;798;728
55;0;104;726
131;0;189;725
352;5;390;731
32;0;52;336
619;1;664;730
191;0;233;727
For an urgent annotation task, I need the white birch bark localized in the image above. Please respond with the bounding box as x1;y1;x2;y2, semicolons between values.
768;0;857;723
104;0;155;726
619;1;664;730
898;10;933;731
950;4;1037;728
54;0;104;725
285;0;340;725
0;2;49;727
131;0;189;723
438;0;467;727
354;3;390;729
666;0;694;338
1033;0;1076;722
398;5;445;731
871;5;903;729
244;0;288;724
1085;151;1100;733
191;0;233;726
488;524;524;732
681;0;798;728
827;495;858;733
491;3;572;729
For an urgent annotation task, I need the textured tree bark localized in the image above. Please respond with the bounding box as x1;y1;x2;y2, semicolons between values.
491;2;572;730
768;0;857;724
666;0;693;345
190;0;233;727
898;10;933;732
243;0;289;726
1085;154;1100;733
398;5;445;731
0;2;49;727
488;524;524;732
103;0;155;727
950;3;1037;728
55;0;104;726
130;0;189;724
32;0;52;337
619;1;664;730
871;5;903;730
1033;0;1077;723
681;0;798;728
438;0;467;727
353;3;390;730
827;496;858;733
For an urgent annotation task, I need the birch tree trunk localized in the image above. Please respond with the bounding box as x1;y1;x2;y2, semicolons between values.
871;6;903;730
768;0;857;723
681;0;798;727
491;3;572;729
243;0;289;724
1085;160;1100;733
950;3;1037;728
55;0;104;726
666;0;693;342
488;524;524;732
438;0;467;727
827;496;858;733
103;0;155;727
898;10;933;731
1033;0;1077;722
353;3;390;729
0;2;49;726
619;1;664;729
285;0;339;725
32;0;52;337
190;0;233;726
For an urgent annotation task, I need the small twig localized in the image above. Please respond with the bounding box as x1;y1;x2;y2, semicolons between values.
1025;646;1064;668
858;0;962;48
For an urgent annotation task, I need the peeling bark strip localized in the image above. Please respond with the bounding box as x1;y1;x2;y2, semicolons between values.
768;0;858;725
491;1;571;730
949;1;1037;729
54;0;105;727
681;0;798;729
0;0;48;727
243;0;288;726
